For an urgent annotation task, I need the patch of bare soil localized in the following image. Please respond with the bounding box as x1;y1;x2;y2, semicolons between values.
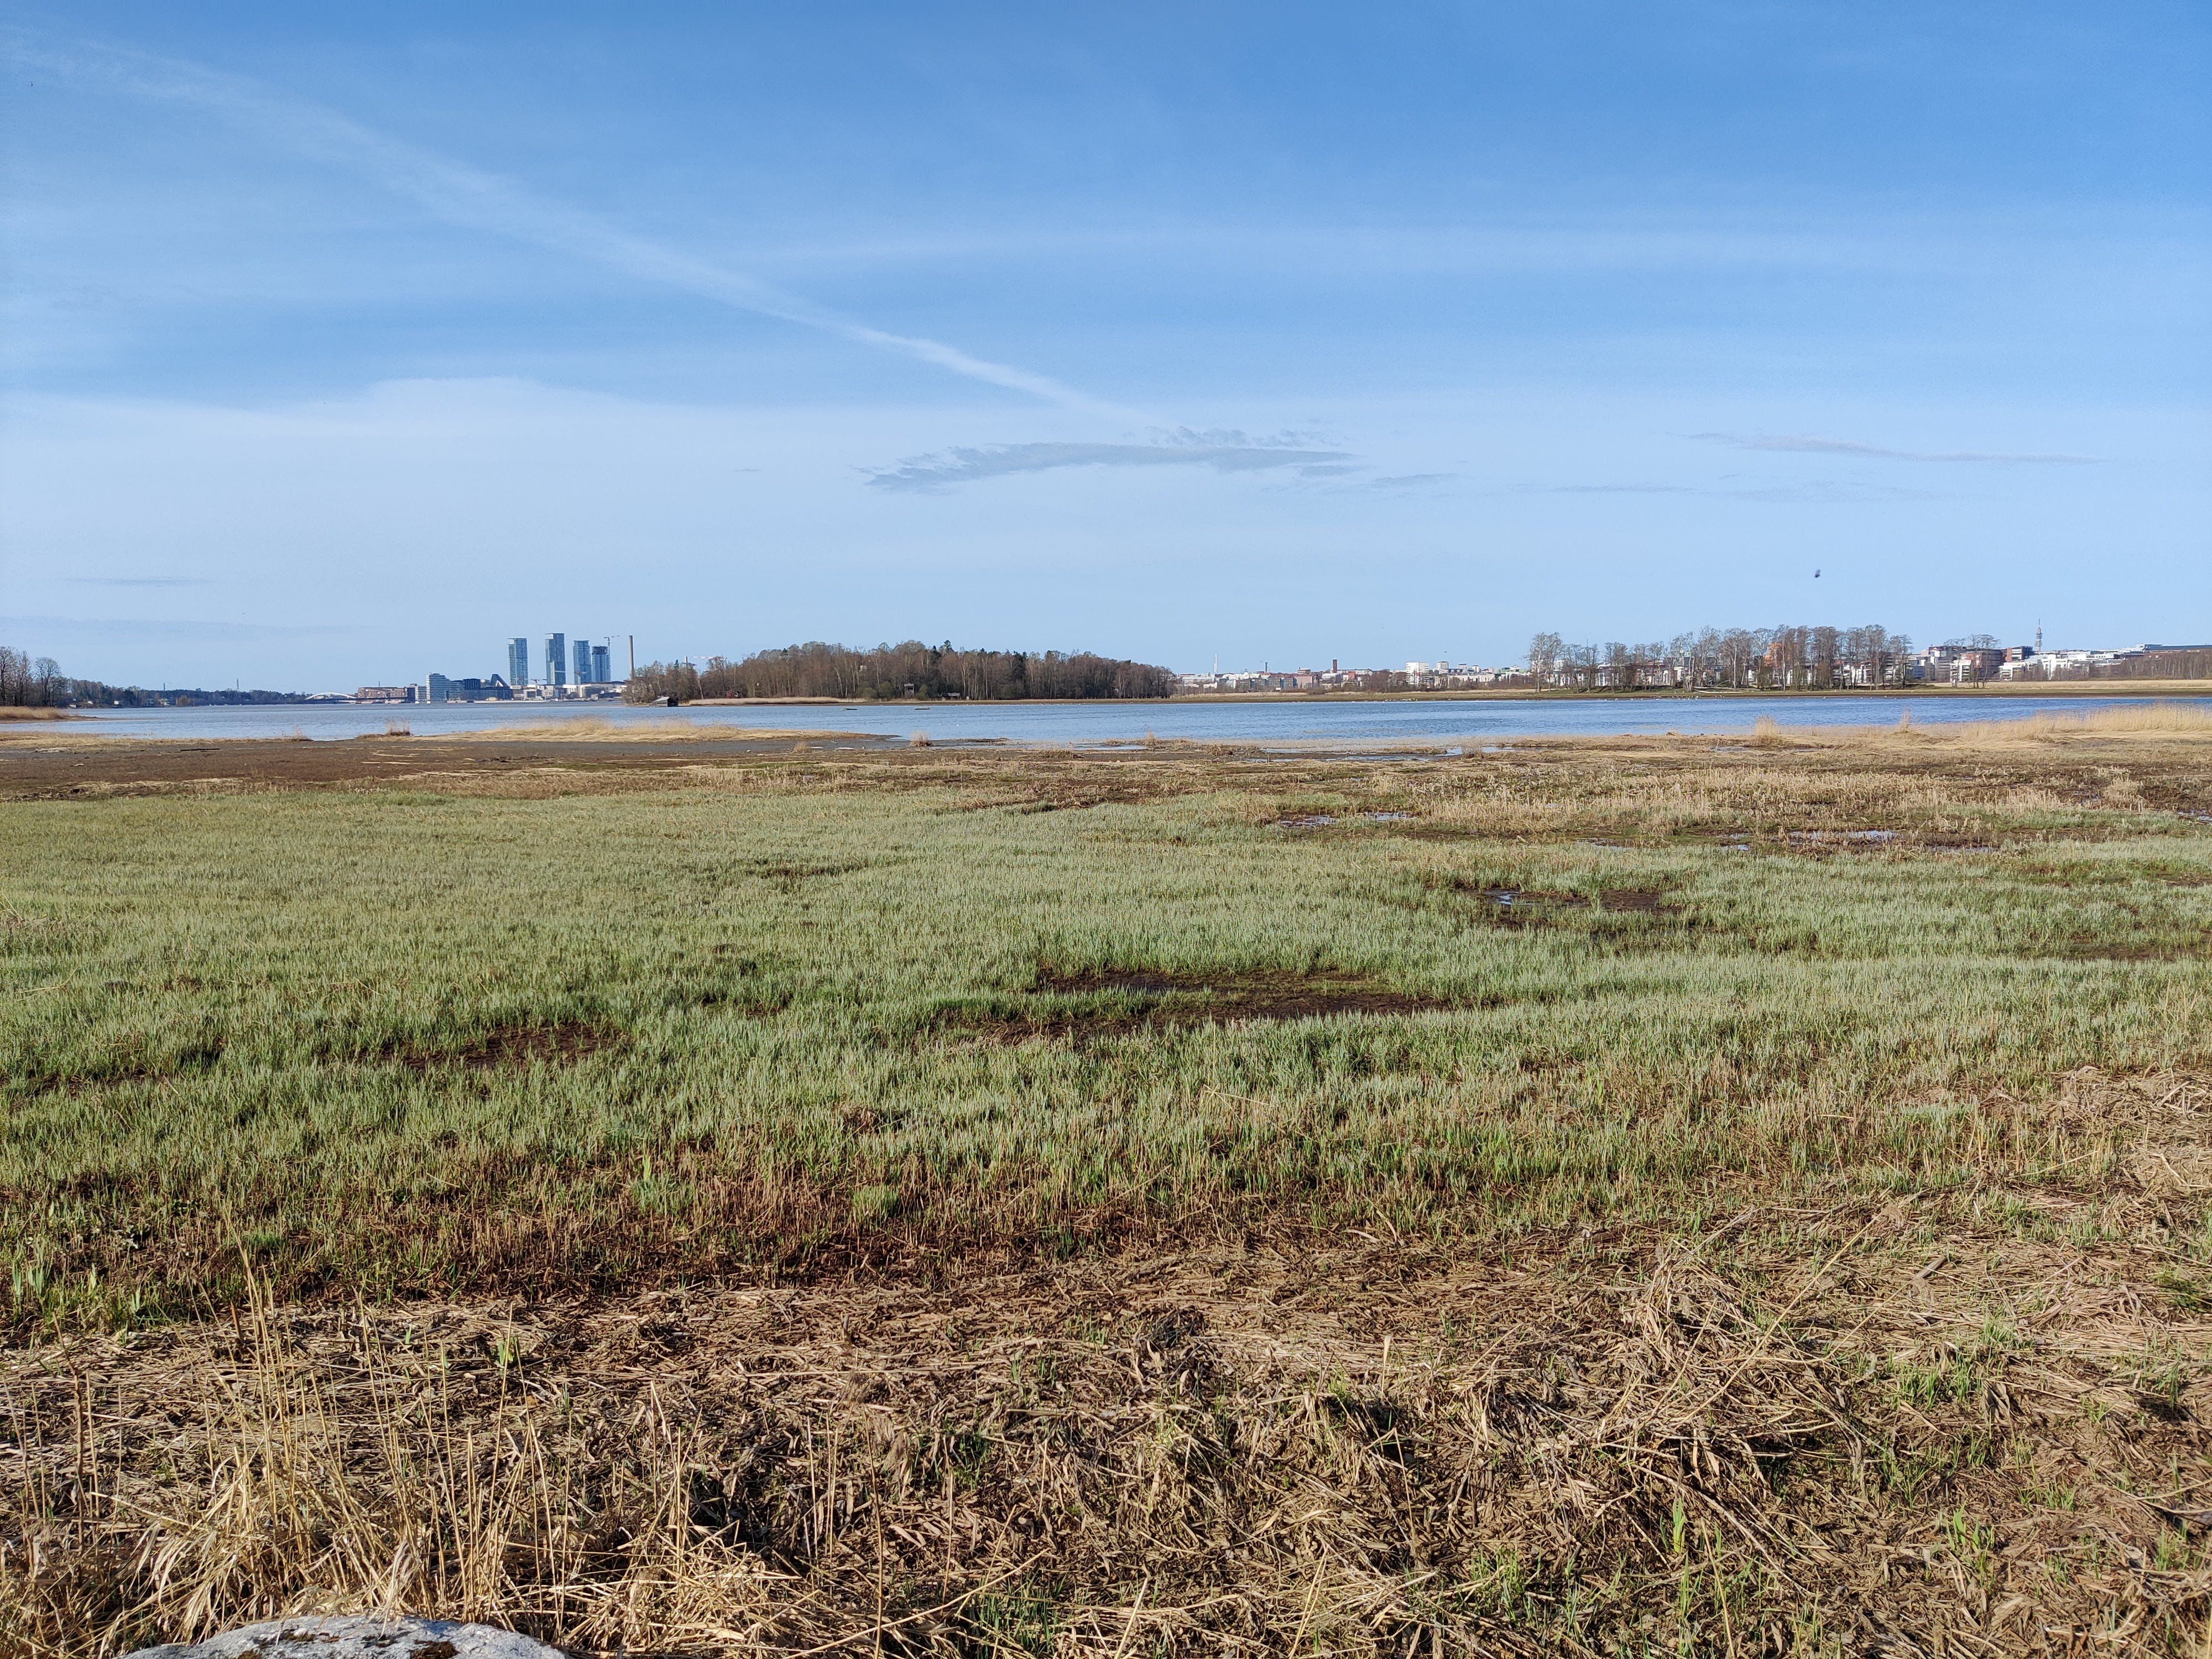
0;733;900;799
1422;875;1680;925
740;855;877;892
935;965;1458;1043
6;1076;2210;1656
399;1020;622;1073
2056;941;2199;962
15;1039;226;1098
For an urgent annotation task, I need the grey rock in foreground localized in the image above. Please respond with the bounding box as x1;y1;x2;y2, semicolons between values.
125;1616;564;1659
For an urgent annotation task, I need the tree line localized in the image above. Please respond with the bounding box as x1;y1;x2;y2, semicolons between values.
1524;624;1914;690
626;640;1178;703
1;646;306;707
0;646;65;706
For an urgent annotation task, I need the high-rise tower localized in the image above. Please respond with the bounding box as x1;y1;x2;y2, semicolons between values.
591;643;611;684
573;638;592;685
508;638;529;686
546;633;566;687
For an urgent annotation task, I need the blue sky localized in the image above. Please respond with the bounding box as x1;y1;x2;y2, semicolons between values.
2;3;2206;689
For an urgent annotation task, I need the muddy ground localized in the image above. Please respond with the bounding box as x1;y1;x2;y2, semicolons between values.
7;723;2212;820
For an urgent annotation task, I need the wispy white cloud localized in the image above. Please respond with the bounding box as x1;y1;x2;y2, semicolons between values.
1690;431;2098;464
1721;479;1940;502
1550;478;1937;502
867;432;1353;491
64;575;215;587
0;613;360;639
1;32;1118;414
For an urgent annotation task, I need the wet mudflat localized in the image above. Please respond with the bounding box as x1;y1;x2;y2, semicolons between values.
0;729;904;798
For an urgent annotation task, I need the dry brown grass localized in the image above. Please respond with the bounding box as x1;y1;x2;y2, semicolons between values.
7;1073;2210;1656
1736;701;2212;752
6;710;2208;816
457;720;873;744
1971;702;2212;741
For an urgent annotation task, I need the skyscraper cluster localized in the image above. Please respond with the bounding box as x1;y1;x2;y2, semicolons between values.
505;633;615;688
428;633;622;702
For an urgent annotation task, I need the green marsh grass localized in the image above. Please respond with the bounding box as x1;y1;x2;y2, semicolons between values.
2;740;2208;1312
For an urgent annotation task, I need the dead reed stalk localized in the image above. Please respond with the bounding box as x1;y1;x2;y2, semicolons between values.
8;1095;2210;1659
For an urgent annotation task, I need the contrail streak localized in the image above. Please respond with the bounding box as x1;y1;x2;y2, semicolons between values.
6;34;1113;411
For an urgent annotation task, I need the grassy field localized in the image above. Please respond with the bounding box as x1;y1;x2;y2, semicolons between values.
3;711;2210;1654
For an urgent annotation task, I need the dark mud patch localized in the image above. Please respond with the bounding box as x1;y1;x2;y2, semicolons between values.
1271;810;1421;830
1782;828;1897;850
1586;886;1674;914
2049;941;2199;963
0;911;75;946
1420;874;1678;926
20;1037;227;1098
1731;828;2001;856
1480;887;1677;924
740;857;875;893
405;1020;622;1073
932;965;1458;1044
686;982;793;1016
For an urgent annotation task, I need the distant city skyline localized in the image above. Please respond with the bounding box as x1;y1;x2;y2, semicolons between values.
2;5;2205;687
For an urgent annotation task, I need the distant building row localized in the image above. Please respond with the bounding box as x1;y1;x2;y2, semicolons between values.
1520;637;2212;690
1990;643;2212;682
1178;659;1517;693
1171;637;2212;696
1910;641;2211;685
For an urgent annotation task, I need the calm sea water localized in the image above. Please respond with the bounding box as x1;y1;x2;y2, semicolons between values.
59;693;2212;744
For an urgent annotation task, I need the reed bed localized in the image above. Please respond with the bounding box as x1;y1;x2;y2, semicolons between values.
454;721;871;744
1738;700;2212;750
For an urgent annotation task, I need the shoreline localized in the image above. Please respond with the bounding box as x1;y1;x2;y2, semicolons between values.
9;703;2206;778
681;681;2212;707
24;681;2211;717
